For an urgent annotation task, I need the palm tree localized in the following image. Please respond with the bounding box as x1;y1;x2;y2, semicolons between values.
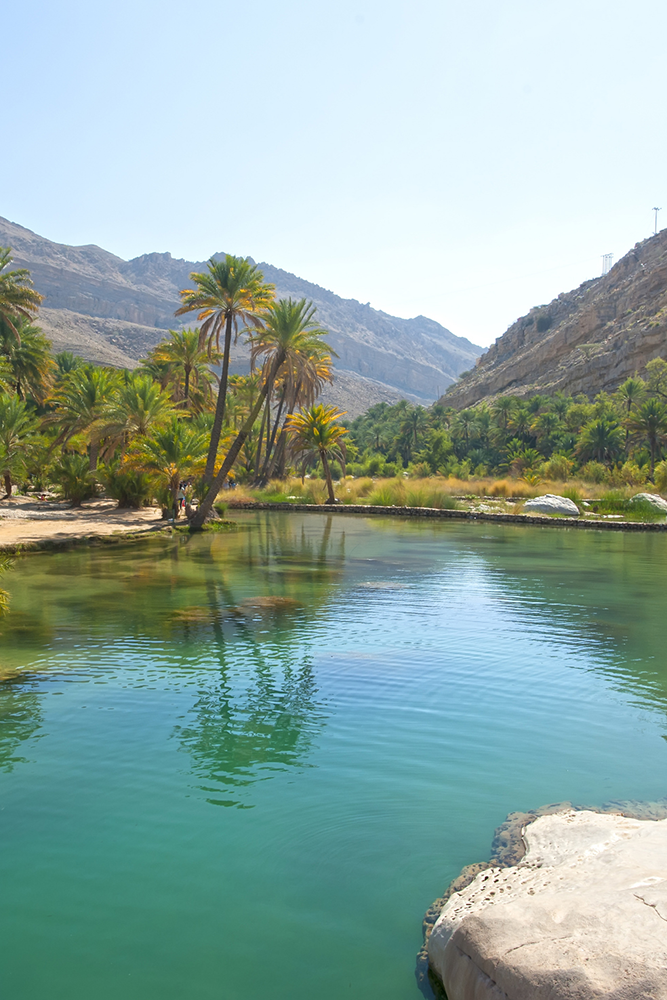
149;329;220;411
101;373;175;450
629;399;667;477
50;366;120;469
188;302;316;528
576;418;624;466
132;418;208;516
492;396;515;433
249;299;333;484
617;376;646;452
285;404;348;504
176;256;275;483
0;393;38;496
0;248;43;341
0;316;54;403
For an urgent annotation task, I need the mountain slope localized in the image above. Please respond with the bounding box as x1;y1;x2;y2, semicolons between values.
0;217;482;415
443;231;667;409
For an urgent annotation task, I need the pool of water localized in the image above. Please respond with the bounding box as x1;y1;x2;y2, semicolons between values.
1;511;667;999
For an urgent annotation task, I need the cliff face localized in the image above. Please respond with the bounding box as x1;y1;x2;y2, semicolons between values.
443;231;667;408
0;217;482;412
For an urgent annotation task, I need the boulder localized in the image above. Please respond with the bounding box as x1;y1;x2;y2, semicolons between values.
630;492;667;513
522;494;579;517
428;809;667;1000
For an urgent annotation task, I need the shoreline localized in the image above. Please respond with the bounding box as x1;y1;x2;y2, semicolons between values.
225;499;667;531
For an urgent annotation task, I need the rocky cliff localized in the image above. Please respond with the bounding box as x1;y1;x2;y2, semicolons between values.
0;217;482;416
443;230;667;409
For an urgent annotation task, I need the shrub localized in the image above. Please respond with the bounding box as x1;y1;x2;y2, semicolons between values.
408;461;432;478
99;463;154;508
654;460;667;493
578;461;608;484
542;454;572;480
52;453;99;506
618;461;647;487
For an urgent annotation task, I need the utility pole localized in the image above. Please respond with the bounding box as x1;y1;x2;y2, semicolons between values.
653;207;661;235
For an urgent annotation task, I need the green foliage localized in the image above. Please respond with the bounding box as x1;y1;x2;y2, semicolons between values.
52;453;99;506
98;462;154;508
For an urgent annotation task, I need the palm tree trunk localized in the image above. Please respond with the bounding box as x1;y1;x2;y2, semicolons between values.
204;312;233;485
253;391;271;483
3;472;11;498
184;365;191;406
321;450;336;504
260;391;287;483
89;440;99;471
190;349;287;529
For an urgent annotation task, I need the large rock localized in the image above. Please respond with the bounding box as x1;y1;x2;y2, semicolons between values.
522;494;579;517
428;809;667;1000
630;492;667;513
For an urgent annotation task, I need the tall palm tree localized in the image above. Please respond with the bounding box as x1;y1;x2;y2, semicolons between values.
285;404;348;504
0;248;43;341
149;329;220;411
189;303;310;529
0;393;38;496
617;376;646;452
629;399;667;477
249;299;333;484
176;255;275;483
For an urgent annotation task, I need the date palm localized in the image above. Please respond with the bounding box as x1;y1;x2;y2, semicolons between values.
629;398;667;477
0;248;43;341
149;329;220;411
50;366;120;469
176;255;275;483
576;418;624;466
0;393;38;496
0;316;54;403
285;403;348;504
101;373;175;451
249;299;333;484
132;418;208;517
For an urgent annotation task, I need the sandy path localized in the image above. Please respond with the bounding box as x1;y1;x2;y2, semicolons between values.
0;497;166;549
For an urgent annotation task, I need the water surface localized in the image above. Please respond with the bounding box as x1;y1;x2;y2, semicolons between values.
1;512;666;999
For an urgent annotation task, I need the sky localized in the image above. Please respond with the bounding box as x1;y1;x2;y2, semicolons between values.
3;0;667;348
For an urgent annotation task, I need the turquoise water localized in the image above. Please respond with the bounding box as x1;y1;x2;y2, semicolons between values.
1;511;666;999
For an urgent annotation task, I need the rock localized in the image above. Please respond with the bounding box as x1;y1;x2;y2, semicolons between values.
522;494;579;517
428;809;667;1000
630;492;667;513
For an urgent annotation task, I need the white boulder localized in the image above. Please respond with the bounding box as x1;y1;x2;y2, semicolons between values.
630;492;667;513
522;494;579;517
428;809;667;1000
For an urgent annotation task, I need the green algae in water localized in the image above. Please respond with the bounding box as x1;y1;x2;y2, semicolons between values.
1;512;667;999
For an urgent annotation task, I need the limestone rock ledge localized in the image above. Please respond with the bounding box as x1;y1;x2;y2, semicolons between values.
428;809;667;1000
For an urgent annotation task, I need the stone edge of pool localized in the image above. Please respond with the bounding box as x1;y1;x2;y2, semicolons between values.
418;798;667;1000
225;500;667;532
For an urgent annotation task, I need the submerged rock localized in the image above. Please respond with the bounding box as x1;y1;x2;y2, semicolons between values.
428;809;667;1000
630;492;667;513
522;495;579;517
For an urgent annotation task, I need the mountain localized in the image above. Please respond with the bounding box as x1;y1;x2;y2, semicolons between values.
443;231;667;409
0;217;482;417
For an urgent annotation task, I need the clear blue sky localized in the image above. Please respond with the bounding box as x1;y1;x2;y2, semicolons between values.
3;0;666;347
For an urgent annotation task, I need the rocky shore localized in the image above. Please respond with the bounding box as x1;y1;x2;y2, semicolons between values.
422;800;667;1000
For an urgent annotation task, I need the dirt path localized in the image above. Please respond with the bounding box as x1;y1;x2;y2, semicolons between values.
0;496;165;550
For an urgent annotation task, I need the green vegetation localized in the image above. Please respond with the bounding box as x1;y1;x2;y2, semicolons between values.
0;242;665;528
343;373;667;492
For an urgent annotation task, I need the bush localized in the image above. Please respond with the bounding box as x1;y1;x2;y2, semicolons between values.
618;461;647;487
654;460;667;493
542;454;572;480
408;461;432;478
52;453;99;506
99;464;154;508
578;461;608;484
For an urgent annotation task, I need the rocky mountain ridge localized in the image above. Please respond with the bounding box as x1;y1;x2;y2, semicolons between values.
443;230;667;409
0;216;482;416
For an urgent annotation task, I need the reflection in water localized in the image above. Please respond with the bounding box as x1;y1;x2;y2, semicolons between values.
176;653;323;808
0;677;43;772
